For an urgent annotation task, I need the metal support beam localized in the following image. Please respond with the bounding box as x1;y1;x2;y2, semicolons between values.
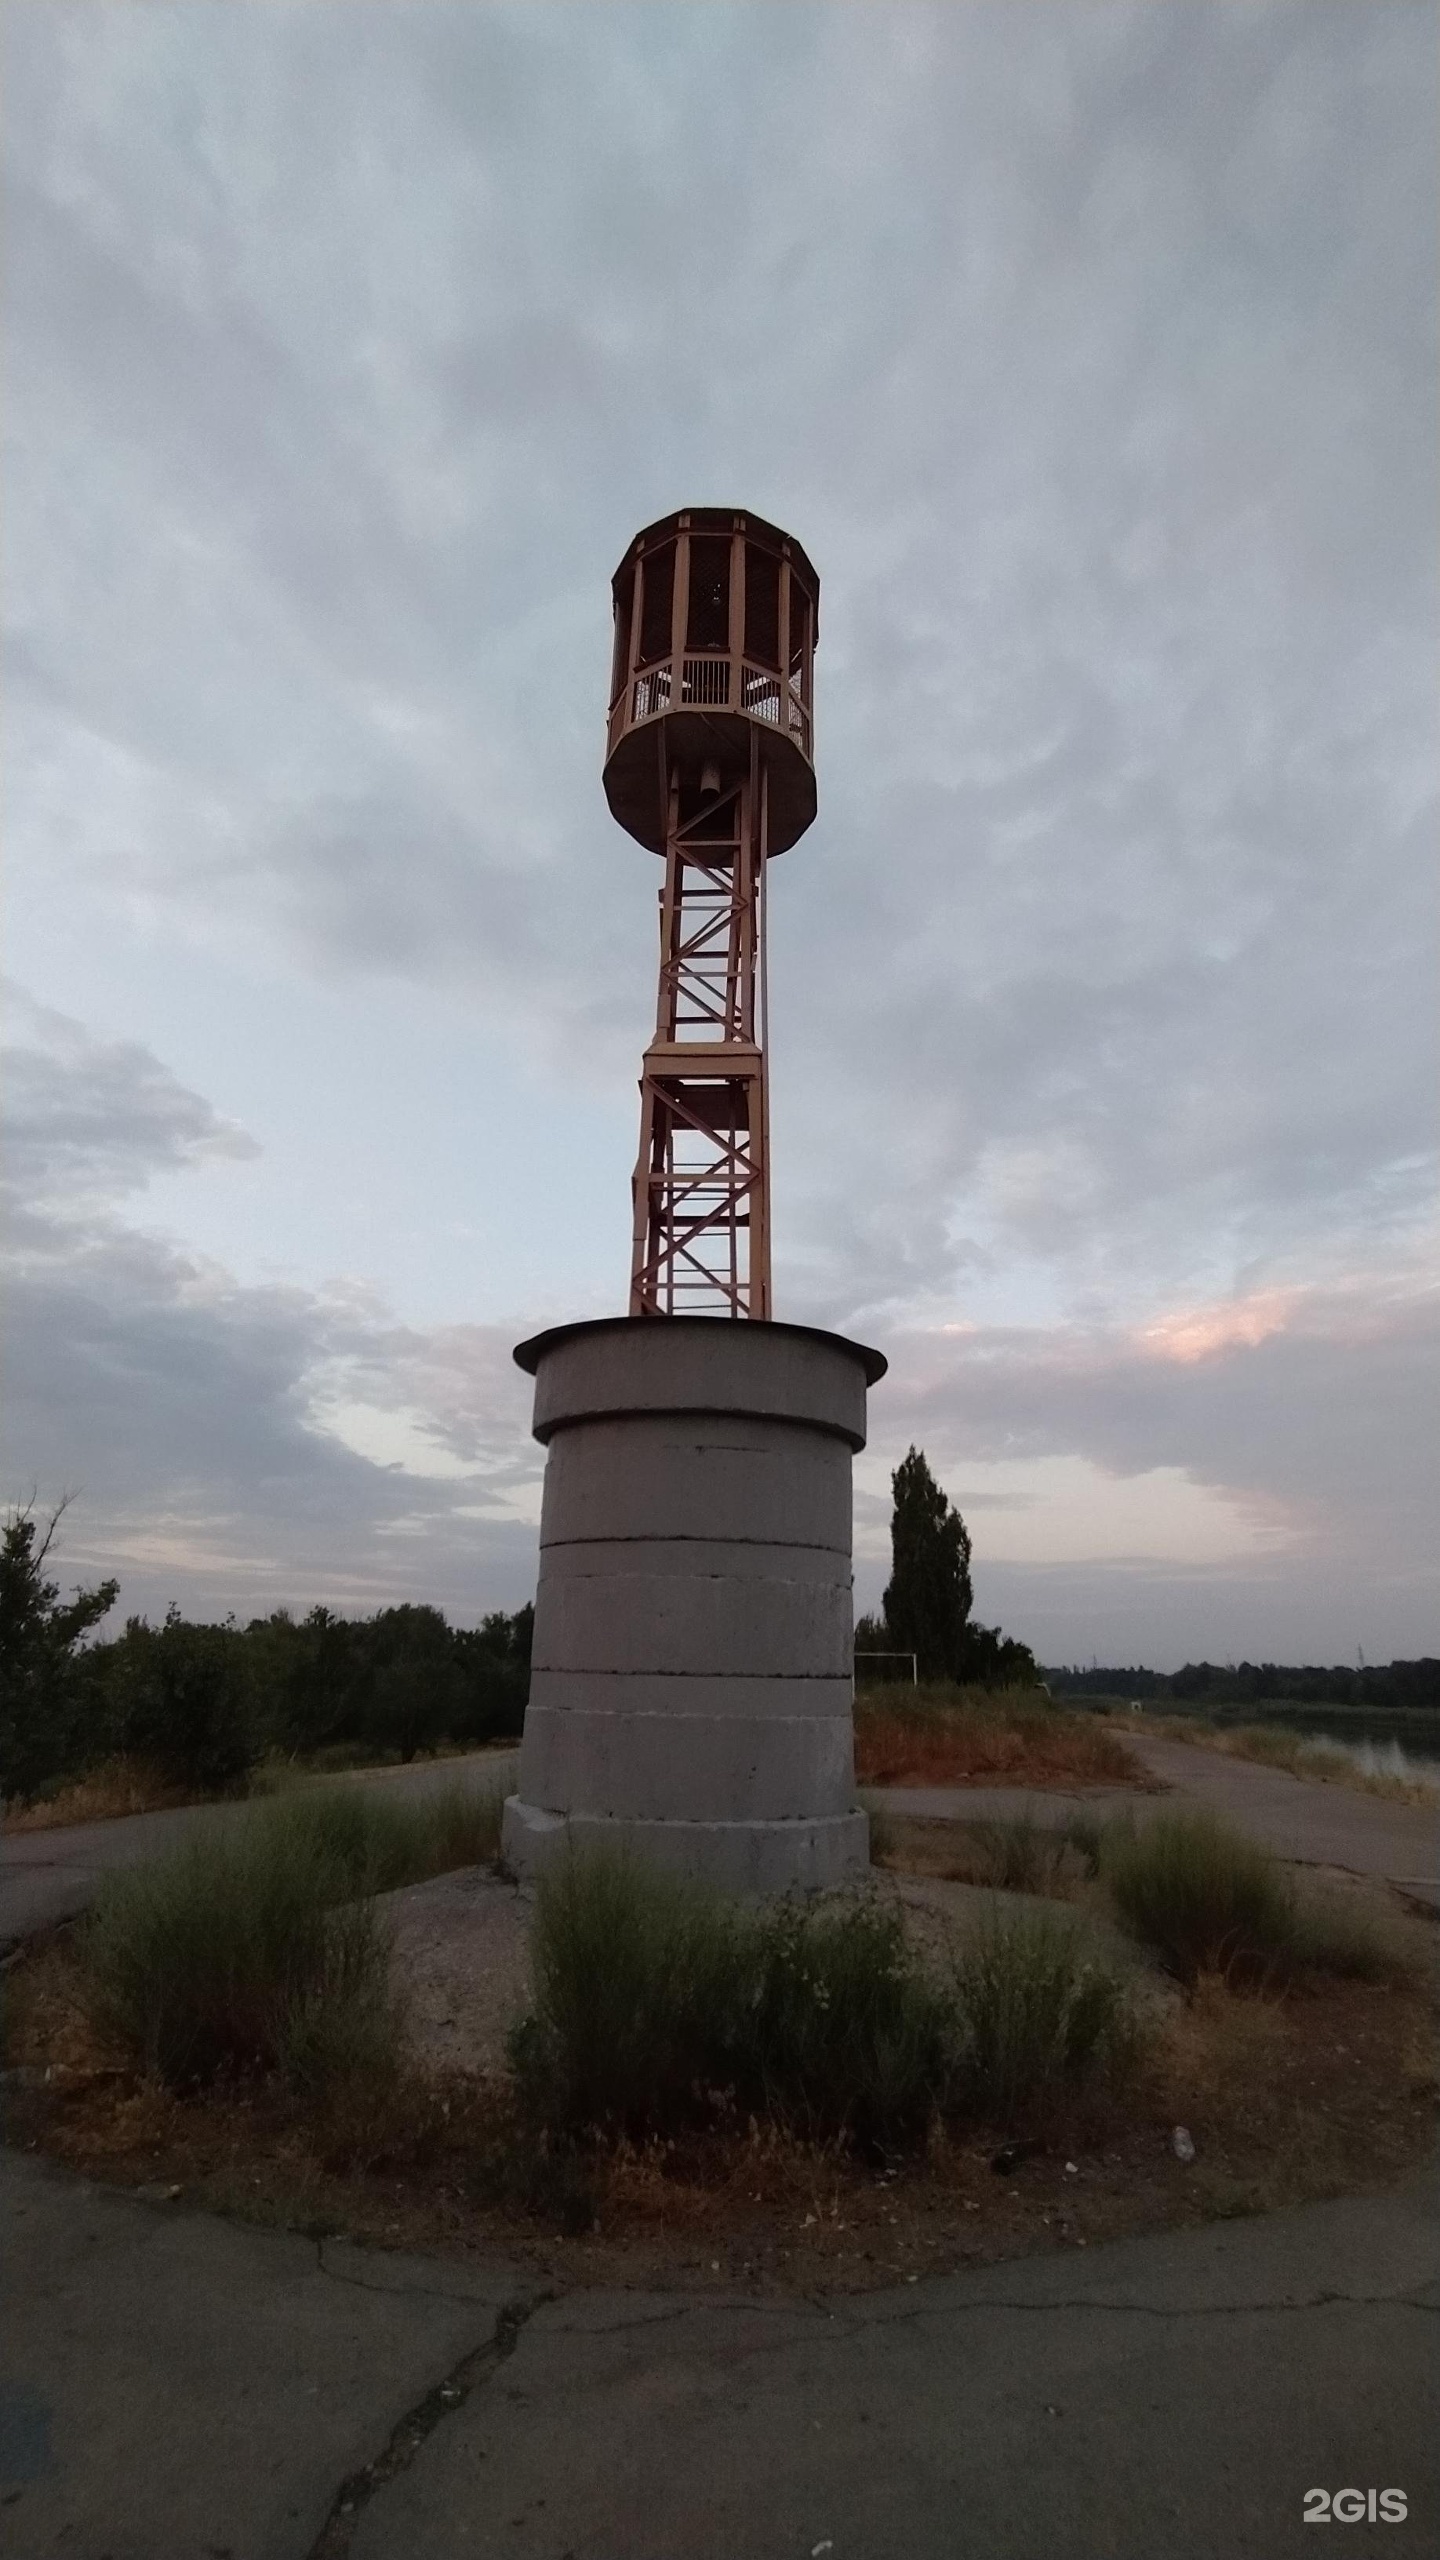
629;751;771;1317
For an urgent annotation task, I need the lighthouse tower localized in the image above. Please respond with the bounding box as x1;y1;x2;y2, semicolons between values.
501;512;881;1893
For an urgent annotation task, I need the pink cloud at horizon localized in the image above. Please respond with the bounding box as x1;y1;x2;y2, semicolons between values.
1139;1290;1300;1366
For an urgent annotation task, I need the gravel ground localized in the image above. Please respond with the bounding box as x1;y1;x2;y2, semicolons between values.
381;1866;535;2075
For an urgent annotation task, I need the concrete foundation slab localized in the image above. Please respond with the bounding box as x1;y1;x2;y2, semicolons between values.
501;1794;870;1893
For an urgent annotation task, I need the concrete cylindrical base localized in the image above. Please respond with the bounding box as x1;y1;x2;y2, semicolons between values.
501;1316;885;1893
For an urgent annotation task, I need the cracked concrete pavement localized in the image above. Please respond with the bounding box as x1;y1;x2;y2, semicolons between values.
3;2146;1436;2559
4;1741;1435;2552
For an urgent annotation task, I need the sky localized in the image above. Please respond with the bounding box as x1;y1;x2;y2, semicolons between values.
2;1;1435;1669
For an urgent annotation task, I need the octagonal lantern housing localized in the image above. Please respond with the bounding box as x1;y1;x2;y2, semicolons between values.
603;508;819;856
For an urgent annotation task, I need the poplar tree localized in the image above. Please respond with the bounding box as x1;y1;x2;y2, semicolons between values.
881;1447;974;1682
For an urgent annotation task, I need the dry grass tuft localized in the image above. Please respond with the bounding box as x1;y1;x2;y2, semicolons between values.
855;1687;1148;1791
3;1758;197;1833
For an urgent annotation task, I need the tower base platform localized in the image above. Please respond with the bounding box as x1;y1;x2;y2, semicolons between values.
501;1799;869;1895
501;1315;885;1896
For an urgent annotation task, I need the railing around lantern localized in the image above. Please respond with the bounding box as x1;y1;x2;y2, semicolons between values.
741;663;782;723
632;663;672;722
682;655;731;706
608;653;813;764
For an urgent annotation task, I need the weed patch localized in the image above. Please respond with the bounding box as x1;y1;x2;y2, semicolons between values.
1096;1809;1418;1991
1100;1810;1295;1986
510;1849;1144;2152
856;1686;1146;1790
965;1814;1076;1896
77;1780;504;2091
3;1758;199;1832
510;1852;955;2150
949;1905;1138;2130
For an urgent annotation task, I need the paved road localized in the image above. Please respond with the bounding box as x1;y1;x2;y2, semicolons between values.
2;2145;1435;2560
0;1750;519;1950
874;1733;1439;1907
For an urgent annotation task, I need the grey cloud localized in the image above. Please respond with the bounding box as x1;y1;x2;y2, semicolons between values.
870;1288;1438;1574
2;990;259;1206
849;1283;1439;1662
2;1208;543;1624
1;997;541;1621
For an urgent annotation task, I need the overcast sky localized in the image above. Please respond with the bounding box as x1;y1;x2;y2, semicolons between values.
3;1;1435;1667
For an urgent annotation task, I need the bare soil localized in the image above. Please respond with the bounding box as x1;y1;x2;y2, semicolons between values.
6;1854;1433;2300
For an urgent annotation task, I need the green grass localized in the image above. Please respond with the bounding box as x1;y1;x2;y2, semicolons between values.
261;1777;505;1888
80;1779;505;2089
510;1851;954;2147
1094;1807;1411;1989
949;1904;1138;2128
966;1813;1073;1895
1099;1809;1294;1986
510;1847;1143;2149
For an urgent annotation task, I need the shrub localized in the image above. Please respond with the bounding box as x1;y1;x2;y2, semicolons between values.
82;1822;400;2089
967;1813;1072;1896
745;1896;955;2147
510;1852;953;2148
415;1777;506;1874
509;1850;743;2135
1100;1811;1296;1986
266;1778;504;1894
1284;1888;1414;1984
949;1905;1137;2129
272;1895;405;2098
79;1778;504;2089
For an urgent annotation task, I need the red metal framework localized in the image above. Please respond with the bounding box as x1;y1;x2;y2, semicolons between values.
602;511;819;1320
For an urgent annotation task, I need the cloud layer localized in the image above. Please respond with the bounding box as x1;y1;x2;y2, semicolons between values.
3;4;1435;1659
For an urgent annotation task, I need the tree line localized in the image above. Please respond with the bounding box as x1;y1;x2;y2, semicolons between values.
3;1449;1033;1805
0;1505;533;1806
1046;1660;1440;1709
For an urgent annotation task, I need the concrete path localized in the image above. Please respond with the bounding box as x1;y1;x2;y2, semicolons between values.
874;1733;1439;1907
0;1750;519;1950
8;1730;1434;1949
2;2145;1435;2560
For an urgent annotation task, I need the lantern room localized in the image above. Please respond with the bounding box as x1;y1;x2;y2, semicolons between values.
603;508;819;855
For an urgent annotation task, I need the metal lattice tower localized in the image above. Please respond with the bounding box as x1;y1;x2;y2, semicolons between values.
603;510;819;1317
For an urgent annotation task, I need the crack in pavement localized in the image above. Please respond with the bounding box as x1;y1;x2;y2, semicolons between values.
876;2285;1440;2323
304;2287;556;2560
293;2265;1438;2555
539;2277;1440;2359
313;2236;517;2309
